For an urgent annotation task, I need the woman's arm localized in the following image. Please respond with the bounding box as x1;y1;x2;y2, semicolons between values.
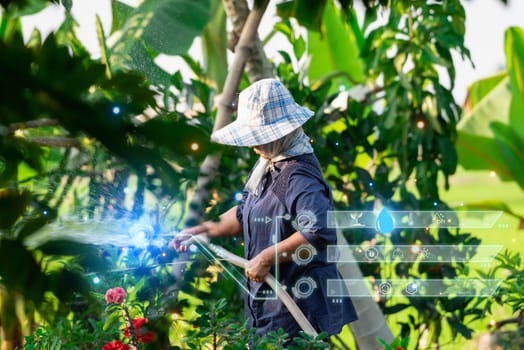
171;205;242;251
244;231;309;282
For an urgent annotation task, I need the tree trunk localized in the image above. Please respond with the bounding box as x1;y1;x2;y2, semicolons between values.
336;230;394;349
183;0;271;228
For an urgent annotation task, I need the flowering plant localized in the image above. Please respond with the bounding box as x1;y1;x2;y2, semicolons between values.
105;287;127;304
124;317;155;344
101;287;155;350
102;340;130;350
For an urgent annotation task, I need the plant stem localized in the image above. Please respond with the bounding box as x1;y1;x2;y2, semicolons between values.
122;305;141;350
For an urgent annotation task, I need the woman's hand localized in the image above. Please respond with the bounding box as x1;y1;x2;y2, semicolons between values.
170;206;243;252
245;247;274;282
170;223;211;252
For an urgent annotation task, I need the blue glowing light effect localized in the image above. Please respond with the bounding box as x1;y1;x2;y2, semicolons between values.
129;223;154;247
433;202;438;206
376;207;394;234
112;106;121;115
234;192;243;201
42;209;48;216
93;276;101;284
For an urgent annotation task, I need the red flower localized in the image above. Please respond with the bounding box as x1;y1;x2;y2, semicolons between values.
124;317;156;344
395;348;405;350
102;340;130;350
105;287;126;304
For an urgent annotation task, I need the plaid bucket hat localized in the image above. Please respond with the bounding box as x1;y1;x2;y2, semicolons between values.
211;79;314;146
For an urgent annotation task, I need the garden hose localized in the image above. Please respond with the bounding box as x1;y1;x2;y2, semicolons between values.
178;233;319;337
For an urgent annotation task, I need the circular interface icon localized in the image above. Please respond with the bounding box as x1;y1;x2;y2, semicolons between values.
379;281;392;296
365;247;380;261
390;248;405;261
292;277;317;299
292;210;317;232
419;248;430;260
292;244;317;266
405;282;419;295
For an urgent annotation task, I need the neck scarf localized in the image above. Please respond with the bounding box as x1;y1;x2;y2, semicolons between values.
245;128;314;195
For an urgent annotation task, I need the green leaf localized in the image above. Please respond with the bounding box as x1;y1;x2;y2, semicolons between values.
456;132;512;180
141;0;211;55
0;189;30;230
505;26;524;140
128;41;172;86
110;0;133;35
505;27;524;100
61;0;72;12
0;239;45;304
307;0;364;90
136;113;210;156
490;122;524;191
95;14;111;76
436;135;457;176
446;317;473;339
3;0;47;18
201;0;227;90
111;0;211;56
276;0;327;32
35;240;109;272
466;72;507;109
108;0;211;85
55;11;91;57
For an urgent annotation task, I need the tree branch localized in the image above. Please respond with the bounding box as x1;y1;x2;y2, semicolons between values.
28;137;80;148
223;0;273;82
184;0;270;227
9;119;59;131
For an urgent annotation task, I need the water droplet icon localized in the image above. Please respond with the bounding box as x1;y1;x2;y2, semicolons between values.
376;208;394;234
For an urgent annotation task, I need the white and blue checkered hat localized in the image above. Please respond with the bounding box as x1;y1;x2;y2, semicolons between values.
211;79;314;146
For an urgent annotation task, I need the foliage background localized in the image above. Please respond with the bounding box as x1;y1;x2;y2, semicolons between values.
0;0;522;349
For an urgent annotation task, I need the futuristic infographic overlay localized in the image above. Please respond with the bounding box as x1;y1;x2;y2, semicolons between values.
194;209;505;301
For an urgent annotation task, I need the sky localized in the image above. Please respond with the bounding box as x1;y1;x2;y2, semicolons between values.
19;0;524;104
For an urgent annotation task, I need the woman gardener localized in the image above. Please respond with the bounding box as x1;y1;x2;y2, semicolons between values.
173;78;357;341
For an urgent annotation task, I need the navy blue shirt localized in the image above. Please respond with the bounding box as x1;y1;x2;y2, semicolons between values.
237;153;357;338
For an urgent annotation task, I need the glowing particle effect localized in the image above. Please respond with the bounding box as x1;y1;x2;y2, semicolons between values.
489;171;496;177
190;142;199;151
129;223;154;247
411;245;421;254
189;244;198;253
416;120;425;129
433;201;438;207
489;319;496;327
123;187;130;194
171;313;178;321
42;209;49;216
334;142;340;147
112;106;121;115
375;207;394;234
234;192;243;201
92;276;101;284
369;182;374;187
